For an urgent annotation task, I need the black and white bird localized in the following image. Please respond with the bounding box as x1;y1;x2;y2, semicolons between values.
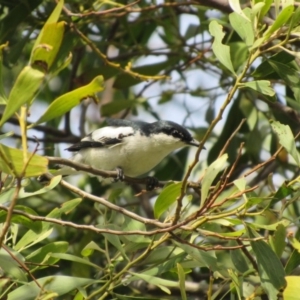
57;118;200;181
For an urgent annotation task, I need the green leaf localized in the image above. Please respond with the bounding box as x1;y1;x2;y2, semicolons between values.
50;253;101;269
258;0;273;19
121;216;151;243
126;272;178;294
285;250;300;275
60;198;82;215
177;263;187;300
252;51;295;79
229;9;254;47
154;182;182;219
7;276;96;300
0;144;48;177
18;176;61;198
263;5;294;39
209;20;236;74
35;75;104;125
248;227;286;298
270;120;300;166
229;0;250;21
31;0;64;54
270;182;294;206
230;248;249;273
26;241;69;265
0;66;44;127
81;241;103;257
15;228;53;251
240;80;275;96
176;242;218;270
268;60;300;87
102;228;129;261
201;154;228;206
30;22;65;70
0;247;27;282
269;224;286;258
283;276;300;300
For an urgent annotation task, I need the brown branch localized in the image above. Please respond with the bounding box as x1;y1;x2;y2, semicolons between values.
45;156;201;190
1;244;42;288
171;233;246;251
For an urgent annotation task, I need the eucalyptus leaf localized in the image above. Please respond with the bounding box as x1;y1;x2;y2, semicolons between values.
209;21;236;74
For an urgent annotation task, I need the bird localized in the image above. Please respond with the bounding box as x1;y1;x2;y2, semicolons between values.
53;118;200;187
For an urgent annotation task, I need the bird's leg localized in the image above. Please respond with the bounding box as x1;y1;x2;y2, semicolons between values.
145;176;159;191
114;167;125;182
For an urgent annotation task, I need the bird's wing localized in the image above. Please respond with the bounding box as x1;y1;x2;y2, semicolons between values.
65;126;134;152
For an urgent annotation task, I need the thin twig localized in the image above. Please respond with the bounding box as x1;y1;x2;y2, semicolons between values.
0;178;21;246
218;119;246;157
1;244;42;288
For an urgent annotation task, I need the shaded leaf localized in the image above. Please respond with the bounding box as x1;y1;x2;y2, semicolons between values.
248;227;286;298
0;247;27;282
154;182;182;219
201;154;228;206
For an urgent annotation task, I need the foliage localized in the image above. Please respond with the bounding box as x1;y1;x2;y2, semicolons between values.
0;0;300;299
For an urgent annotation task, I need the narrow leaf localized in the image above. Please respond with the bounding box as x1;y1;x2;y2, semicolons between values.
263;5;294;39
0;66;44;126
248;227;286;298
154;182;182;219
201;154;228;206
30;22;65;70
177;263;187;300
35;75;104;125
7;276;96;300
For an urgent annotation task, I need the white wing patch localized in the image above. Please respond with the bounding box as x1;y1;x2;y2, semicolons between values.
83;126;134;142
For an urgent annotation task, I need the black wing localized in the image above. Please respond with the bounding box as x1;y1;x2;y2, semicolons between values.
65;138;122;152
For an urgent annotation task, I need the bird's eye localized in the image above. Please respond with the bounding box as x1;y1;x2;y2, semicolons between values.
171;130;181;138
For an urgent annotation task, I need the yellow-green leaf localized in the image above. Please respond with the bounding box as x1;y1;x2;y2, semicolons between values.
34;75;104;125
0;144;48;177
283;276;300;300
0;66;44;127
30;22;65;70
154;182;182;219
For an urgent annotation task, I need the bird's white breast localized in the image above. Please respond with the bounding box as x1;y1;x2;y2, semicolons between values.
74;131;186;177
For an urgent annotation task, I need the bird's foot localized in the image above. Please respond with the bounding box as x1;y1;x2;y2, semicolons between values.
146;176;159;191
114;167;125;182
